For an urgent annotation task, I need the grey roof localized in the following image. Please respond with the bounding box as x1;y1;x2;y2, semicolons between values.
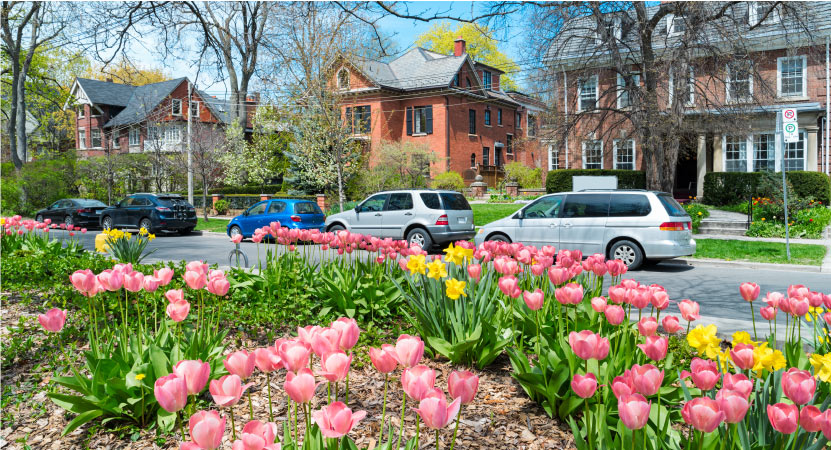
353;47;468;90
104;78;187;128
196;89;234;125
76;78;137;107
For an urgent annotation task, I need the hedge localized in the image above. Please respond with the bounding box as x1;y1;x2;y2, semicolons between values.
171;185;285;196
546;169;646;194
703;171;831;206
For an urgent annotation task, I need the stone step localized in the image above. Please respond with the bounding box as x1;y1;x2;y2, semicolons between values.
699;221;749;230
697;227;748;236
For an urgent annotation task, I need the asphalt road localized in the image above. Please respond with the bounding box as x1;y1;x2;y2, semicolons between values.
50;229;831;337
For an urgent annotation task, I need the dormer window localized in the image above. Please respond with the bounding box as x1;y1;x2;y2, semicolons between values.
483;71;492;90
667;14;686;36
597;17;621;45
338;68;350;90
749;2;781;26
453;74;460;87
77;106;85;118
171;99;182;116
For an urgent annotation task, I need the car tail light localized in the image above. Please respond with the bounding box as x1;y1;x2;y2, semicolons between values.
659;222;686;231
291;215;301;222
156;206;171;212
76;208;92;213
435;214;449;226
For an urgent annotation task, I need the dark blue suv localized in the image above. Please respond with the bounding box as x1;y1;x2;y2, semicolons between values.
99;193;198;234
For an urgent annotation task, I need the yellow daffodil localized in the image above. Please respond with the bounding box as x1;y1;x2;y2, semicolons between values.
0;218;5;226
443;243;464;266
752;343;786;374
135;373;146;381
139;227;148;235
687;324;720;358
148;233;156;241
809;353;831;382
731;331;758;346
445;278;467;300
426;259;447;280
805;306;824;322
406;254;427;275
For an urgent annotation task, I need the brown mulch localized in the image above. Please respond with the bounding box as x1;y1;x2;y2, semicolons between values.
1;292;575;450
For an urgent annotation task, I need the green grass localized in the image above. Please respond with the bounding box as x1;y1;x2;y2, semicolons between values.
694;238;827;266
194;218;230;233
471;203;523;226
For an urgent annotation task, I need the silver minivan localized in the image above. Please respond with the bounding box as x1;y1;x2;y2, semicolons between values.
474;190;695;269
325;190;476;248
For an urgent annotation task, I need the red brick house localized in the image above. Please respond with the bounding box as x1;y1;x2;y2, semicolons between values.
66;77;258;157
334;38;547;186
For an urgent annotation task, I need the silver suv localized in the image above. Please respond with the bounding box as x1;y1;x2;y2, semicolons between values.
325;190;475;248
474;190;695;269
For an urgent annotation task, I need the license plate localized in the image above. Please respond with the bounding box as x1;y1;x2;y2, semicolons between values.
457;217;467;224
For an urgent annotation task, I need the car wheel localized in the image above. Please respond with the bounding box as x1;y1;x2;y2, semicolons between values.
327;224;345;233
35;214;44;223
610;240;644;270
64;215;74;227
139;218;153;233
229;225;242;238
406;227;432;250
102;216;113;230
179;227;194;236
486;232;511;243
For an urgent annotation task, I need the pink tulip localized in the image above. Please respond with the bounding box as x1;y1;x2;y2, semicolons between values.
123;271;144;292
174;359;211;395
764;291;785;308
571;373;597;399
467;264;482;282
231;420;280;450
414;393;462;429
590;296;607;312
800;405;823;433
311;328;342;357
224;350;256;380
312;401;366;439
167;299;191;322
143;275;161;292
369;344;398;374
284;368;320;404
682;397;725;432
618;393;651;430
681;358;720;391
555;283;584;305
206;276;230;296
209;374;253;407
498;275;521;298
297;325;323;346
184;270;207;290
155;267;175;286
604;305;626;325
401;365;436;401
165;288;184;303
823;410;831;440
187;410;226;450
38;308;67;333
254;347;283;373
70;269;98;296
739;282;760;302
97;269;123;291
637;317;658;337
631;364;664;397
612;372;635;399
722;373;753;398
447;370;479;404
330;317;360;350
660;315;681;333
730;343;756;371
716;389;750;423
392;334;424;368
320;351;352;383
231;234;243;244
767;403;799;434
522;289;544;311
781;368;816;405
651;290;670;310
678;299;700;322
760;306;777;320
547;266;571;285
568;330;610;361
186;260;209;276
154;373;188;413
113;263;133;275
637;336;668;361
278;339;311;372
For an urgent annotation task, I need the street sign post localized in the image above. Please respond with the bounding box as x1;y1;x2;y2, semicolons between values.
778;109;794;261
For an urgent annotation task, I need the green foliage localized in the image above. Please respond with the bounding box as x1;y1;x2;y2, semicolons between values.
1;154;78;215
103;229;158;264
430;171;465;192
213;199;230;215
784;171;831;205
353;141;435;198
312;260;404;325
504;162;543;189
703;171;831;206
682;203;710;233
546;169;646;193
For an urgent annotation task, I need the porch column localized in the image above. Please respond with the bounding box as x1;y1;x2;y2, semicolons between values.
806;126;819;171
696;134;707;198
712;134;724;172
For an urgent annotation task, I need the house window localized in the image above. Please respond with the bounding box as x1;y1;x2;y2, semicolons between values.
724;135;748;172
484;110;491;126
528;114;537;137
667;14;686;35
112;131;119;148
727;62;753;103
579;75;598;111
597;18;621;45
77;106;85;118
583;140;603;169
347;105;371;134
171;99;183;116
749;2;780;26
506;134;513;156
453;74;460;87
617;73;640;109
497;108;503;125
469;109;476;135
777;56;806;98
495;146;503;167
516;112;521;128
470;153;476;169
784;131;806;171
190;101;200;118
91;128;102;148
549;145;559;170
483;71;492;89
482;147;490;166
164;125;182;144
669;67;695;106
78;129;86;149
466;77;471;88
613;139;635;170
407;105;433;135
752;134;775;172
129;127;141;146
338;69;350;89
148;125;160;144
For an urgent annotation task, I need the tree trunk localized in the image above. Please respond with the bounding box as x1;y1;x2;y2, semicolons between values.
202;174;209;221
6;63;22;169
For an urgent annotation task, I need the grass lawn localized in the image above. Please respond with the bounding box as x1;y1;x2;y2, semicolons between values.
471;203;523;226
694;238;827;266
194;218;230;233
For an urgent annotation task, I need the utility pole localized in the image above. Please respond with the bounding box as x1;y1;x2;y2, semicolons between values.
187;80;194;204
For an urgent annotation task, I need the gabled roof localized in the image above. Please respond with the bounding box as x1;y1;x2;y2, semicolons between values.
74;78;137;107
351;47;468;91
103;78;187;128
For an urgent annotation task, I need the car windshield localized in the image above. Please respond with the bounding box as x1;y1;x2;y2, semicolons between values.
156;196;193;208
294;202;322;214
439;193;470;210
658;194;688;217
76;199;106;207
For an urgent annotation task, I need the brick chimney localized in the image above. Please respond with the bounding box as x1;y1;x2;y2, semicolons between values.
454;37;466;57
244;92;260;129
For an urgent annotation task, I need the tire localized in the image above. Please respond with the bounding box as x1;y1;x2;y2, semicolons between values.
406;227;433;250
229;225;242;239
64;215;74;227
327;224;345;233
102;216;114;230
35;214;44;223
139;218;153;233
486;232;511;243
179;227;194;236
610;239;644;270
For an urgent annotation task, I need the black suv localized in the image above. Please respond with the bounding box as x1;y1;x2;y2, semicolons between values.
99;193;197;234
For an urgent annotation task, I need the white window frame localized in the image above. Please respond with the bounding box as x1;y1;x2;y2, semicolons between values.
578;75;598;112
506;133;514;156
413;106;429;134
78;128;86;149
91;128;102;148
77;105;85;118
527;114;537;137
721;131;805;173
783;131;807;171
616;73;640;109
723;135;748;172
776;55;807;98
112;131;120;148
548;144;559;171
596;17;621;45
171;99;183;116
582;139;603;169
668;67;695;106
666;14;686;36
752;133;775;172
749;2;781;26
726;62;754;103
190;100;201;118
129;127;141;146
613;139;636;170
337;68;350;90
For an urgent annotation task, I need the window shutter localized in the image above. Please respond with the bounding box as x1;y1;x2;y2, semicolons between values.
406;107;413;135
426;106;433;134
345;107;353;132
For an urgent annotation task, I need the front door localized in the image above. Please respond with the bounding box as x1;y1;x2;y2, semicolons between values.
514;195;563;248
559;193;610;255
352;193;388;235
382;192;414;238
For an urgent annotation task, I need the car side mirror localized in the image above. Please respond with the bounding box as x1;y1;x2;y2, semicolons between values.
243;210;249;217
516;210;524;219
354;206;360;213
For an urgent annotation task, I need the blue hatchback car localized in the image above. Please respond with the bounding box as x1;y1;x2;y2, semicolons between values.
227;199;325;239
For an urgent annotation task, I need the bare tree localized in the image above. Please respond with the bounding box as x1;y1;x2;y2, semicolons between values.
171;120;225;220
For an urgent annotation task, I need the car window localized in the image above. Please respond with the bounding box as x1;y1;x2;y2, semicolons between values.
521;195;563;219
439;193;471;210
157;196;192;208
387;193;413;211
658;194;689;217
117;198;129;208
359;194;388;212
294;202;322;214
609;194;652;217
247;202;267;216
55;200;69;208
562;194;610;218
129;197;151;206
76;199;106;207
50;201;62;209
268;201;287;213
420;193;441;210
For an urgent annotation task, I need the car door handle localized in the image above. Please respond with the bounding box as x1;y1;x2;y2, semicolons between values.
374;213;382;216
404;212;413;216
549;223;558;228
562;222;572;228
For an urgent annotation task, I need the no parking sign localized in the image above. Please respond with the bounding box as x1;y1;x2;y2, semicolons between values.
782;108;799;143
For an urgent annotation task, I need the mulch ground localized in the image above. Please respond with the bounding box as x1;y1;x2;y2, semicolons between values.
1;291;575;450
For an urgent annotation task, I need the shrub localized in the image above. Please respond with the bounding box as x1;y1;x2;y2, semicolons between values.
213;199;230;215
431;171;465;192
504;162;543;188
546;169;646;193
703;171;831;206
683;203;710;233
786;171;831;204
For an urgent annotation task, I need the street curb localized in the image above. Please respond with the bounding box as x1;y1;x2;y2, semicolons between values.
664;258;823;273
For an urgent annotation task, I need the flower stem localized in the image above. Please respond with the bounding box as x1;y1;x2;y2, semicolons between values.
750;302;758;341
436;429;441;450
179;411;186;441
248;390;254;420
396;393;407;450
267;372;274;422
379;375;388;443
230;407;237;441
449;409;461;450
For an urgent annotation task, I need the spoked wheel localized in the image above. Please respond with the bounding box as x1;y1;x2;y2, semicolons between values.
102;216;114;230
610;240;644;270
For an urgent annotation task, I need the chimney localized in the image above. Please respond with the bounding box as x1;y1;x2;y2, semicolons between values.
106;77;113;83
454;37;466;57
